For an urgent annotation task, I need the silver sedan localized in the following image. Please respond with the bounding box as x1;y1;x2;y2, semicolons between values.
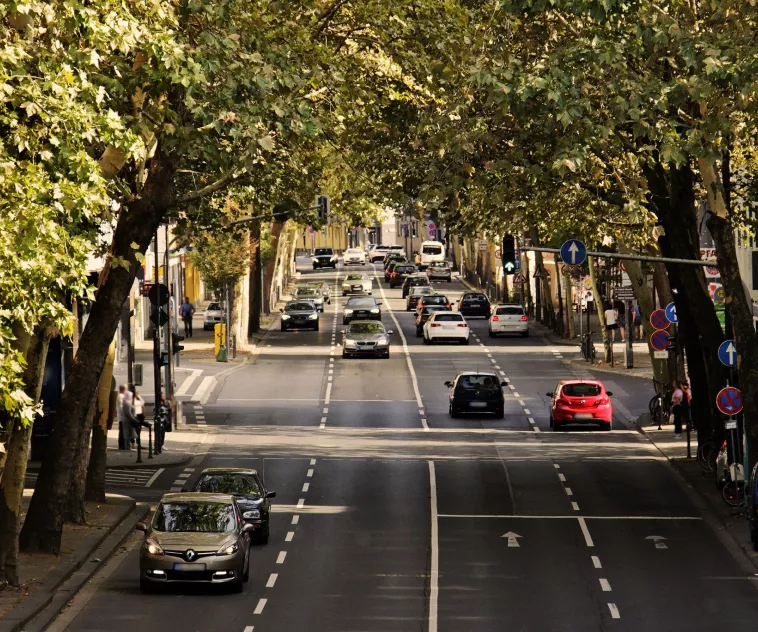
342;320;393;359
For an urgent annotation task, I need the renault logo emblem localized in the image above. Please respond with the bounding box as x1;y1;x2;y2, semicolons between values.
185;549;196;562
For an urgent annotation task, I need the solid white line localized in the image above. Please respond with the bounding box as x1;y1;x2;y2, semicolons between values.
266;573;278;588
302;483;310;492
428;461;439;632
254;599;267;615
592;555;602;568
307;469;314;477
578;517;594;547
565;487;573;496
572;502;580;511
437;514;702;520
297;498;305;508
144;469;165;487
558;473;566;482
286;531;294;542
192;376;215;404
599;578;612;592
276;552;287;564
175;369;202;397
608;603;620;619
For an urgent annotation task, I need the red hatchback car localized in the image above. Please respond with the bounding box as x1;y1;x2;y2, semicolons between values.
547;380;613;431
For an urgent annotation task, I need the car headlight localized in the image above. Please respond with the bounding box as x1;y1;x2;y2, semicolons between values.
311;257;318;262
217;543;239;556
376;338;388;346
281;314;291;320
308;313;318;320
370;308;380;314
344;309;353;314
344;340;357;348
342;283;350;289
243;509;261;519
145;540;163;556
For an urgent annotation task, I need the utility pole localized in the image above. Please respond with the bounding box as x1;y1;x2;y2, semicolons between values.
152;230;162;411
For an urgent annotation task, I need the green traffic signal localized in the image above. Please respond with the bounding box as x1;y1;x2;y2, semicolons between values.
502;235;516;275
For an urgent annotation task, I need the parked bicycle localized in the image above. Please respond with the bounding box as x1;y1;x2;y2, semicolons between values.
649;379;673;428
697;438;719;473
580;333;596;362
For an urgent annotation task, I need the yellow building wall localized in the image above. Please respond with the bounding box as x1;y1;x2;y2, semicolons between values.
184;260;202;304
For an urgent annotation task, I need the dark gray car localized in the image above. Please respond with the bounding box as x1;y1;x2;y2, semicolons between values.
280;300;320;331
342;320;393;359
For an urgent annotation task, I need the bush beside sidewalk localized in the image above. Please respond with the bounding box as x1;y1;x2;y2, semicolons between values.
0;493;148;632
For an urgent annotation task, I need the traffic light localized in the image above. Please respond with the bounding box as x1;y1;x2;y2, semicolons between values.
316;194;330;222
150;305;169;327
172;332;185;354
502;234;516;275
159;351;170;367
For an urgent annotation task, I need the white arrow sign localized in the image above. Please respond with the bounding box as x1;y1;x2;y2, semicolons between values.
501;531;522;547
645;535;668;550
568;242;579;264
726;342;736;365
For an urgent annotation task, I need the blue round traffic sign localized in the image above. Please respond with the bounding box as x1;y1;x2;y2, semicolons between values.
650;309;669;330
718;340;738;368
716;386;743;416
560;239;587;267
650;329;671;351
664;302;678;324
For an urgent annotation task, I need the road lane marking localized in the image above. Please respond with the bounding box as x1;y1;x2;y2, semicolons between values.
175;369;203;397
565;487;573;496
286;531;294;542
437;514;702;520
558;473;566;482
578;517;594;547
170;486;182;492
310;459;317;465
192;376;216;404
572;502;580;511
592;556;602;568
145;468;165;488
513;392;520;397
608;603;620;619
323;408;328;414
523;408;531;415
297;498;305;508
254;599;267;615
292;515;299;525
528;417;535;424
494;365;501;369
307;469;314;477
243;627;254;632
554;464;560;469
599;578;612;591
428;461;439;632
266;573;278;588
421;418;430;431
518;400;525;406
276;552;287;564
302;483;310;492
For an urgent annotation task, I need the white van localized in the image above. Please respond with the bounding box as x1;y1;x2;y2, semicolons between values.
418;241;445;269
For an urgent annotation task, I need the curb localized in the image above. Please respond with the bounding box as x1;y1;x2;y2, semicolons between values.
103;452;194;470
0;497;148;632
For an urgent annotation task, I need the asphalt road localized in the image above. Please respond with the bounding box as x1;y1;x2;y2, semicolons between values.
51;260;758;632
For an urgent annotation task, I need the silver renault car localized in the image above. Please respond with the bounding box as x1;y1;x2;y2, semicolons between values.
342;320;393;359
137;493;254;593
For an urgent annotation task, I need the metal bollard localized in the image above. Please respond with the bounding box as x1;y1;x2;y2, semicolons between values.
148;425;153;459
136;432;143;464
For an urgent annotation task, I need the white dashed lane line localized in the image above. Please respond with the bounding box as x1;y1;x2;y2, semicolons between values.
276;552;287;564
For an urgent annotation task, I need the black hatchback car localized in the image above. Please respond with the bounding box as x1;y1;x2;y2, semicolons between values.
192;468;276;543
401;274;431;298
457;292;491;318
445;372;508;419
384;259;406;282
280;300;320;331
343;296;382;324
389;264;417;288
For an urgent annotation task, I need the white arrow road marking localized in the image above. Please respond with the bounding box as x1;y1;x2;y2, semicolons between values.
501;531;522;547
646;535;668;549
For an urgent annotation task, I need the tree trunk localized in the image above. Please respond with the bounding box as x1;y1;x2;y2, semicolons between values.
529;225;553;325
20;152;176;554
85;339;116;503
0;326;51;585
699;158;758;471
563;265;575;339
645;161;726;440
588;256;610;362
248;220;262;336
262;221;283;314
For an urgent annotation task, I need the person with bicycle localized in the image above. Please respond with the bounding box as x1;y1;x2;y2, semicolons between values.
670;380;685;438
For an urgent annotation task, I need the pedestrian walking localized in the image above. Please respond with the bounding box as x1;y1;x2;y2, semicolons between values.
117;384;127;450
122;389;139;449
154;393;170;455
133;390;146;444
633;304;643;341
181;297;195;338
671;380;685;438
681;381;693;431
603;303;618;342
616;300;626;342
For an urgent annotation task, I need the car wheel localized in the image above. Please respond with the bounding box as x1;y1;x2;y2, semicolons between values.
495;410;505;420
449;403;457;418
140;577;156;594
259;523;270;545
488;329;496;338
522;331;529;338
601;421;612;431
553;420;562;431
342;350;348;358
416;327;422;337
384;350;390;359
313;323;319;331
281;326;288;332
243;549;251;581
460;338;469;345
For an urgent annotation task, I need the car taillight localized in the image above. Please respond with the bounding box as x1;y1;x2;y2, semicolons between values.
521;315;528;321
492;316;500;321
391;272;397;277
595;397;610;406
445;268;450;272
431;323;441;327
556;398;570;406
457;323;468;328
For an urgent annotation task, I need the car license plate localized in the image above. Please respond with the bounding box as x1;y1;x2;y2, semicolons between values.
470;402;487;408
173;563;207;571
574;413;594;420
352;285;361;290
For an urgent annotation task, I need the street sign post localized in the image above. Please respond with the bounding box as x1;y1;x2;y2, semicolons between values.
716;386;743;416
653;350;669;359
718;340;738;368
613;286;635;301
512;273;526;285
650;330;671;351
560;239;587;266
664;302;678;324
650;309;670;330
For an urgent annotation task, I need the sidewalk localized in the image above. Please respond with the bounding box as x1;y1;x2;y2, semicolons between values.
0;493;147;632
102;425;211;468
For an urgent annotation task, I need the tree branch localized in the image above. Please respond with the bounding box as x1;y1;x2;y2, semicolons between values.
170;170;248;209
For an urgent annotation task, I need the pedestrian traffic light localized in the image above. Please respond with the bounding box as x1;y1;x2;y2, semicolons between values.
159;351;170;366
412;222;417;238
502;235;516;275
150;306;169;327
172;332;185;354
316;194;330;222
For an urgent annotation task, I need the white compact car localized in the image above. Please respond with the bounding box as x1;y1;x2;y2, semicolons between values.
342;272;372;295
203;302;224;331
423;311;469;345
343;248;367;265
489;304;529;337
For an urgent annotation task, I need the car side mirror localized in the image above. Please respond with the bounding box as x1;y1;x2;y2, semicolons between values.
242;523;255;534
546;392;554;397
387;330;394;335
135;522;148;533
501;380;509;387
606;392;613;397
279;308;284;313
444;381;453;388
266;491;276;499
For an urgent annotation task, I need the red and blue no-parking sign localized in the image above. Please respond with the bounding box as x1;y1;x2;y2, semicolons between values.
716;386;743;416
649;329;671;351
650;309;669;330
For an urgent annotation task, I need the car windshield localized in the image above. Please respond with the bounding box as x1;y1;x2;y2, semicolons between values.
346;274;364;280
349;323;384;334
314;249;333;256
195;474;261;497
434;314;464;322
463;294;486;302
496;306;524;315
458;375;499;390
562;384;602;397
388;246;404;251
152;502;237;533
207;303;221;311
286;302;315;312
296;288;319;296
397;266;415;273
411;287;434;295
423;306;448;315
346;249;362;254
347;298;376;308
410;278;429;285
423;296;447;304
423;245;443;254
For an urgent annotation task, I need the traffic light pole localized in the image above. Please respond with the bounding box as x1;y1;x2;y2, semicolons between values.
152;229;163;417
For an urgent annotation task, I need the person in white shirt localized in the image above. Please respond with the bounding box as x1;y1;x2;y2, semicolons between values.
604;303;618;342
